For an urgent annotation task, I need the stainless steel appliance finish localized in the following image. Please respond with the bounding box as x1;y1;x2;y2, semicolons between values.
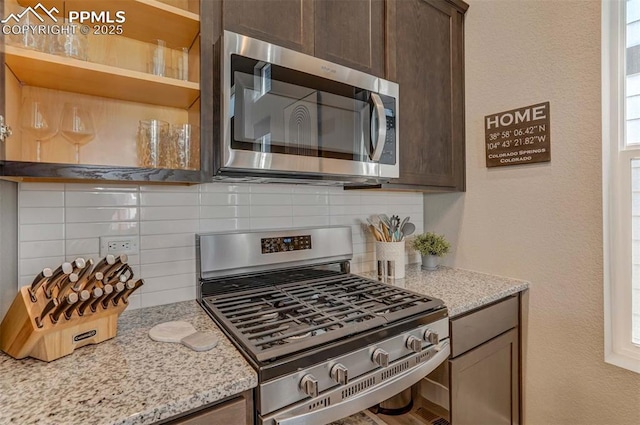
197;227;448;425
218;31;400;183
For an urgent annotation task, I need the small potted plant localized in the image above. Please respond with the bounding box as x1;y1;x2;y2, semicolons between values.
411;232;451;271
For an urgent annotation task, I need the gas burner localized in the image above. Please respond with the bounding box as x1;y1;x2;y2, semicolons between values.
282;322;313;342
260;311;280;322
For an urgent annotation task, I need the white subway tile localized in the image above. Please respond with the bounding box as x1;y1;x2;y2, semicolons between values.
141;234;195;250
199;218;251;232
140;219;198;235
249;183;294;194
20;191;64;207
250;216;293;230
66;192;137;207
330;215;363;226
141;246;196;265
292;186;329;194
140;184;199;192
293;205;329;216
20;182;65;191
65;183;138;192
20;240;65;259
200;183;250;193
199;205;250;219
140;206;199;221
141;259;195;278
250;193;293;205
20;224;64;242
20;256;65;277
66;238;100;256
140;286;196;308
65;253;100;264
140;273;196;293
329;194;361;205
330;204;361;215
293;216;330;227
200;192;251;206
250;205;292;217
66;222;138;239
19;207;64;225
140;192;198;206
292;194;330;205
65;207;137;223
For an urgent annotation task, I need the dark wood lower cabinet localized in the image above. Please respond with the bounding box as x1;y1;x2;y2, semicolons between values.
162;390;253;425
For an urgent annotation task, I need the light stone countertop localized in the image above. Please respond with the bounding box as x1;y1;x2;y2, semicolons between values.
358;264;530;317
0;300;257;425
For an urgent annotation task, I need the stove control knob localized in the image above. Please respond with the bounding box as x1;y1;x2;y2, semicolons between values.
406;335;422;353
300;374;319;398
330;363;349;385
423;329;440;345
372;348;389;368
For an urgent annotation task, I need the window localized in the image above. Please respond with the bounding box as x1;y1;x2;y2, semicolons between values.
603;0;640;373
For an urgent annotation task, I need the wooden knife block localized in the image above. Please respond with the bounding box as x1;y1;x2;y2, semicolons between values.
0;286;127;362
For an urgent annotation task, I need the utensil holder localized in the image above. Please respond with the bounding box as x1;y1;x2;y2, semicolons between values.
0;286;128;362
375;240;406;279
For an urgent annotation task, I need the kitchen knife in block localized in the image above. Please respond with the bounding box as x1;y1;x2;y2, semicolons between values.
0;285;128;362
28;268;53;303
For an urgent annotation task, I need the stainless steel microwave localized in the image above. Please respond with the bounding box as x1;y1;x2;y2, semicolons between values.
216;31;399;184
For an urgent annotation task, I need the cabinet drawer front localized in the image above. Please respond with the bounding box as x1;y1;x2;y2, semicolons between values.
169;397;246;425
451;296;518;357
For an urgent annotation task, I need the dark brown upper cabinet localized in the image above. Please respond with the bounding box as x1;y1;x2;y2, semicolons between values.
313;0;386;78
384;0;468;191
223;0;315;55
0;0;213;184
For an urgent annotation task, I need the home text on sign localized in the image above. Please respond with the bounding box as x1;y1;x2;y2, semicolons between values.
484;102;551;167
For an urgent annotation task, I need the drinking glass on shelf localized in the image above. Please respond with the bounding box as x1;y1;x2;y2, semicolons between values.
175;47;189;81
137;119;170;168
5;6;47;52
149;39;167;77
20;98;57;162
48;21;88;60
59;103;96;164
171;123;199;169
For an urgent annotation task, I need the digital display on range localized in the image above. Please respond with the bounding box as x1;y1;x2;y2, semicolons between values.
261;235;312;254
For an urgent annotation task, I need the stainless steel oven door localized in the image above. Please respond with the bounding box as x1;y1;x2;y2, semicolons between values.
221;31;399;181
259;341;450;425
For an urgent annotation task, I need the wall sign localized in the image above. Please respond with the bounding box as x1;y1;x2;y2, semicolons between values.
484;102;551;167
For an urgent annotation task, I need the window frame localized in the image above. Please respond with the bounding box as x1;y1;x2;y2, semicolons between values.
603;0;640;374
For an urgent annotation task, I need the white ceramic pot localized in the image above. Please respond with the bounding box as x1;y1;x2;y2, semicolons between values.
421;254;439;271
375;240;406;279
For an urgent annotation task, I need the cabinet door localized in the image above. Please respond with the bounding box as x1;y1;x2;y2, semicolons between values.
450;329;520;425
314;0;385;77
0;0;207;183
223;0;314;55
0;0;5;163
388;0;466;190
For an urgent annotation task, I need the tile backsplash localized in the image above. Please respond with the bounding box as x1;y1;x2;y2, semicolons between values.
18;182;423;309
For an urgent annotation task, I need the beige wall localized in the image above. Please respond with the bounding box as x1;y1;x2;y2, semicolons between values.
424;0;640;423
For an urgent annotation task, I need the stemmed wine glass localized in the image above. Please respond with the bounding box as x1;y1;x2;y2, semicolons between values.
20;98;57;162
59;103;95;164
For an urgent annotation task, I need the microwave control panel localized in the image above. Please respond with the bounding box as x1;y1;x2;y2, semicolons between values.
378;95;397;165
261;235;312;254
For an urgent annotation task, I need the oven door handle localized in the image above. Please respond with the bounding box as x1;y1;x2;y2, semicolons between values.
273;342;450;425
369;93;387;162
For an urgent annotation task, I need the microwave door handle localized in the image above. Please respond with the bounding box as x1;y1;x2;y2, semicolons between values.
370;93;387;162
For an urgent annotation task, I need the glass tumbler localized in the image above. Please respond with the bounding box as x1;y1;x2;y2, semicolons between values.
171;124;199;170
137;120;169;168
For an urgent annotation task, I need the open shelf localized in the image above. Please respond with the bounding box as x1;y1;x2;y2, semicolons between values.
5;45;200;109
18;0;200;48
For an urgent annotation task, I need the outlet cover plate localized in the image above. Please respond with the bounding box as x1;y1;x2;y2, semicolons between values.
100;236;139;257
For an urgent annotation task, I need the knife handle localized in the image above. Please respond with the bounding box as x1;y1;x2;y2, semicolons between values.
72;258;94;291
44;262;73;299
93;254;116;274
83;272;104;293
101;255;129;282
34;298;59;328
102;282;125;309
77;287;103;316
65;290;90;320
50;293;79;324
56;273;79;300
113;279;144;306
90;284;113;312
28;268;53;303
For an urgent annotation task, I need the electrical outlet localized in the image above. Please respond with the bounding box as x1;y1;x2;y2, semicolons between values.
100;236;138;257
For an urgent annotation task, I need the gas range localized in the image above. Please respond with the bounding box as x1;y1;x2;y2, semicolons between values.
197;227;450;425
